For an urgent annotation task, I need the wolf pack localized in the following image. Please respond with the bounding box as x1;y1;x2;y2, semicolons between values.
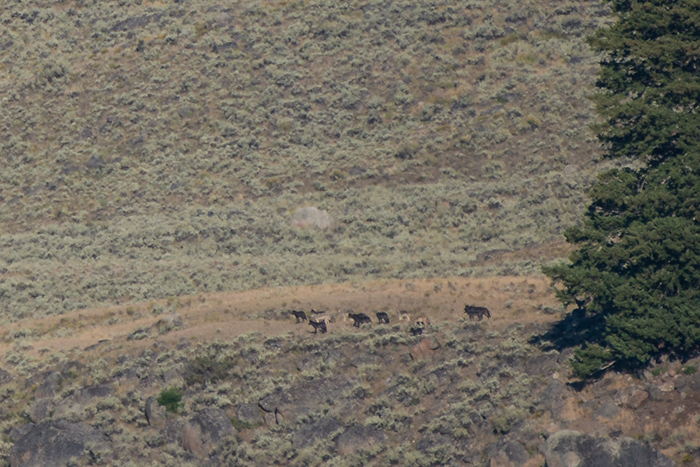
289;304;491;335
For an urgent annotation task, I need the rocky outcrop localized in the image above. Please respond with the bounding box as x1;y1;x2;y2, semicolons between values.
545;430;676;467
0;367;12;386
236;403;264;426
145;396;167;427
409;337;441;360
290;206;332;230
33;372;60;399
181;408;233;458
10;420;108;467
488;439;531;467
540;380;570;418
28;399;53;423
335;425;385;454
53;384;114;418
257;376;355;425
292;417;343;448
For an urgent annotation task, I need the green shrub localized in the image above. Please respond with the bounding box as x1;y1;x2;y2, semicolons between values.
157;387;183;413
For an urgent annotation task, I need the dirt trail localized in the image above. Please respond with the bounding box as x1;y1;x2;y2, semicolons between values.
1;275;561;359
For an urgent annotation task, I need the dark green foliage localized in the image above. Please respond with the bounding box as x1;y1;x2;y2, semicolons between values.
570;344;614;379
588;0;700;164
545;0;700;377
157;387;183;413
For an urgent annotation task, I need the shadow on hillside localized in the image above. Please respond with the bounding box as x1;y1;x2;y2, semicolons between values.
528;308;607;353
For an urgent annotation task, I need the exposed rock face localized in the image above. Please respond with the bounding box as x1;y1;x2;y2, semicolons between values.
292;417;343;448
145;396;167;427
257;376;355;425
29;398;53;423
626;388;649;409
489;439;531;467
410;337;440;360
53;384;114;418
10;419;108;467
181;408;233;458
524;353;558;376
236;403;263;426
290;206;332;230
540;380;569;418
33;372;60;399
335;425;385;454
0;367;12;386
545;430;676;467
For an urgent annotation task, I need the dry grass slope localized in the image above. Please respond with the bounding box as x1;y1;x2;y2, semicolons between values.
0;0;622;320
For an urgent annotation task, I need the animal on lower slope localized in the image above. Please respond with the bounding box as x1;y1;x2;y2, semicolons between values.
348;312;371;327
464;305;491;321
309;319;327;334
415;316;431;327
376;312;390;324
291;310;307;323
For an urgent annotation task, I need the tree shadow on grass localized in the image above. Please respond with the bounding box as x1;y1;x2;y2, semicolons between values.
528;308;607;352
528;308;611;389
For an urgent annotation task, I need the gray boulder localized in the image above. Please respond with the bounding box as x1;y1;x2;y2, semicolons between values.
540;380;569;418
181;408;233;458
33;372;60;399
545;430;676;467
335;425;385;454
53;384;113;418
489;439;530;466
292;417;343;448
257;376;355;424
236;403;263;426
290;206;332;230
10;419;108;467
524;353;559;377
0;367;12;386
145;396;167;427
29;398;53;423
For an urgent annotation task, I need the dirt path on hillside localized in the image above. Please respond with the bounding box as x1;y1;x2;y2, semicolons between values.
1;276;562;359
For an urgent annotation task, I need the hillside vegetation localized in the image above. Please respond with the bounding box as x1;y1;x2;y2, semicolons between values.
0;0;615;319
0;278;694;466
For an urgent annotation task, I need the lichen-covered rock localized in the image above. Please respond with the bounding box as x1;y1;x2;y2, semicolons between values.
290;206;332;230
410;337;440;360
257;376;355;424
33;372;60;399
292;417;343;448
489;439;530;467
0;367;12;386
10;419;108;467
29;399;53;423
539;380;569;418
545;430;676;467
236;403;263;426
145;396;167;427
335;425;385;454
181;408;233;458
53;384;114;418
524;353;559;377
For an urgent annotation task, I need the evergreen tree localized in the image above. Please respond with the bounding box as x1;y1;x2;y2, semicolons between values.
544;0;700;378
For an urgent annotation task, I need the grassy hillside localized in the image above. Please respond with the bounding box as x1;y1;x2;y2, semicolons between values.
0;0;613;318
0;278;694;466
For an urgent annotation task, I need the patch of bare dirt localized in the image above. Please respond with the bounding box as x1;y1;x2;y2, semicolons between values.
0;275;561;360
